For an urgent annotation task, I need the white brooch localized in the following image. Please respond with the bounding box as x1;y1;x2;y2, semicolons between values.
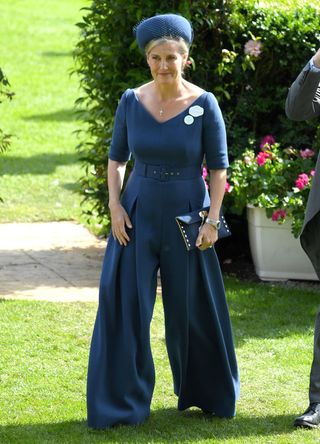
184;105;204;125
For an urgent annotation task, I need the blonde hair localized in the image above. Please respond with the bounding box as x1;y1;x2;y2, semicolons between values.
145;36;189;56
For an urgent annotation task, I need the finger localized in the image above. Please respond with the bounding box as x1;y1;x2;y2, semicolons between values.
205;236;217;245
124;214;133;229
120;227;130;242
117;235;127;246
115;226;130;246
196;233;203;247
112;227;124;245
113;225;123;245
198;238;213;250
115;232;124;246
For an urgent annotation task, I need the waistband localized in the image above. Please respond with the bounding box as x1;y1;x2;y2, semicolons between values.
133;160;201;181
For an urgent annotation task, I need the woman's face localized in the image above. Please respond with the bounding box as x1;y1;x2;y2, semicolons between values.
146;41;187;85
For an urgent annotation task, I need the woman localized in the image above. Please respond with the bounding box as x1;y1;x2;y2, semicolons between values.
87;13;239;429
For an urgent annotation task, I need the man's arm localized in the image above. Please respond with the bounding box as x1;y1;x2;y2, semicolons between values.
285;49;320;121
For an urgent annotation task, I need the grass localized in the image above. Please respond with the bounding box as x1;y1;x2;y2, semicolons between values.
1;276;320;443
0;0;89;225
259;0;319;9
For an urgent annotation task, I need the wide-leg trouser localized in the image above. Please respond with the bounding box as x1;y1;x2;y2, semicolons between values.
87;173;239;428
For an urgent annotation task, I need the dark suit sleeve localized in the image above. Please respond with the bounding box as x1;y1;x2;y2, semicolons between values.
285;62;320;121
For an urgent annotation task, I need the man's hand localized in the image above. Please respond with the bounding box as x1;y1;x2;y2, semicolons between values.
313;48;320;69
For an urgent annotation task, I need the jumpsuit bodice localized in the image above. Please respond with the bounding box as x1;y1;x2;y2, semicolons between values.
108;88;229;170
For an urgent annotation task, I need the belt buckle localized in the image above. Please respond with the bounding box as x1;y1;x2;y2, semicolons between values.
160;167;170;181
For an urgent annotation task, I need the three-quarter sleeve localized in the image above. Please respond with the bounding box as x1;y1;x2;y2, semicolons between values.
203;92;229;169
108;89;131;162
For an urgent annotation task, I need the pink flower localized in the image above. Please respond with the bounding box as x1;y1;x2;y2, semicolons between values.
300;148;315;158
244;39;262;57
202;166;208;180
310;169;315;177
256;151;271;166
272;209;287;221
244;155;252;165
260;134;275;149
295;173;309;190
225;182;232;193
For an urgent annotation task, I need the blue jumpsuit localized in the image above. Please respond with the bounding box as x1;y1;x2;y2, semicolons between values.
87;89;240;428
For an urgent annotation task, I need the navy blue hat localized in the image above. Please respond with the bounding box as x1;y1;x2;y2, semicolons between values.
134;13;193;51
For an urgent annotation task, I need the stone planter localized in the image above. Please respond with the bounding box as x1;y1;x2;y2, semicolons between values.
247;205;318;281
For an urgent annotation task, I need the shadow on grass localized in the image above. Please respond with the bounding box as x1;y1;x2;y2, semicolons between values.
0;153;80;175
23;108;79;122
61;182;82;191
0;410;297;443
41;51;73;57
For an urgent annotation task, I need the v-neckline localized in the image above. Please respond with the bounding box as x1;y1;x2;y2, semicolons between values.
132;90;206;125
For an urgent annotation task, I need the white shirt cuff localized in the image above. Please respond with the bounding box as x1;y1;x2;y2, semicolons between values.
310;57;320;72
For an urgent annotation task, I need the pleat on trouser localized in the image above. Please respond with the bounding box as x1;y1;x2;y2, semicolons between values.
87;207;159;429
160;207;239;418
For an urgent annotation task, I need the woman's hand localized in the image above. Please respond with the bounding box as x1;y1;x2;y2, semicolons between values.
109;202;133;246
196;223;218;251
196;168;225;250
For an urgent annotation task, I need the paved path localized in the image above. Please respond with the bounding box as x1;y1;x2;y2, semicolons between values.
0;222;106;302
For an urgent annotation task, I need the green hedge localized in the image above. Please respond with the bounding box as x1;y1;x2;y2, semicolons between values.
74;0;320;234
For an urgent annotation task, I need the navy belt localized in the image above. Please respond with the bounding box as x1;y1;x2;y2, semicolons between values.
133;160;201;181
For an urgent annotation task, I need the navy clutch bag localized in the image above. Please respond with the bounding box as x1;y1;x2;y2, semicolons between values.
175;206;231;251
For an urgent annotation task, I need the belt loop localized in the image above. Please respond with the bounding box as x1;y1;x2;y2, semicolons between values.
135;160;147;177
143;162;147;177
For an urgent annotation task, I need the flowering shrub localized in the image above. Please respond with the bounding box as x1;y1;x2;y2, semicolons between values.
226;137;318;237
202;166;209;188
244;39;262;58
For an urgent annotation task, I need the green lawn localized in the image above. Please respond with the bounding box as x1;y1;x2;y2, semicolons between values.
0;0;89;225
1;277;320;443
259;0;319;8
